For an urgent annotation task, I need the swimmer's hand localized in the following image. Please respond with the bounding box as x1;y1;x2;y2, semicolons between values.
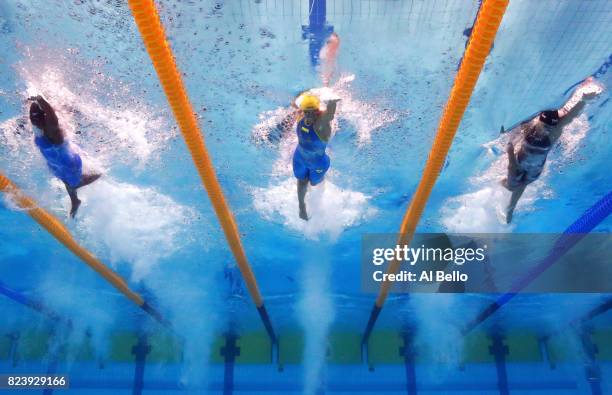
582;89;600;101
580;77;602;101
27;95;43;102
582;76;594;85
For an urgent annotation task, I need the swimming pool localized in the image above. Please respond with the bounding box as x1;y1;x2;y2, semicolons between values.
0;0;611;393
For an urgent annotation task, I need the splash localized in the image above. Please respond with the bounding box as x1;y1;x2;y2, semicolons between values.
442;186;510;233
251;106;294;146
0;116;26;152
15;45;172;171
298;252;334;394
442;112;592;232
251;74;401;147
153;272;219;389
411;294;463;381
253;178;376;240
37;269;116;362
70;178;200;281
0;115;46;181
557;114;592;158
327;75;402;145
1;186;31;213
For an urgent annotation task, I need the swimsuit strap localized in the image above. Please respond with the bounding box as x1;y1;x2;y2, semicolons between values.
298;117;325;142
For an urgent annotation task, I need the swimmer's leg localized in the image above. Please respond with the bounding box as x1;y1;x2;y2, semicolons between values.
297;178;309;221
308;154;330;186
78;173;101;188
505;184;526;224
63;181;81;218
293;149;310;220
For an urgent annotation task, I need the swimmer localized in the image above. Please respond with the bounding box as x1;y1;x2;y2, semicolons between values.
320;32;340;87
501;77;601;223
293;94;340;220
28;95;101;218
265;34;341;145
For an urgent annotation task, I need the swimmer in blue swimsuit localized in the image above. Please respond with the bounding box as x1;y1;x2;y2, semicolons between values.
293;94;340;220
29;95;101;218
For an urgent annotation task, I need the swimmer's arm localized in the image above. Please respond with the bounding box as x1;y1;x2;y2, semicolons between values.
506;142;519;169
281;110;299;133
556;90;586;128
320;99;340;122
557;77;600;127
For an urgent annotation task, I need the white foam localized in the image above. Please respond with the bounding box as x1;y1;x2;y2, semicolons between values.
1;188;28;212
441;111;592;231
0;115;48;181
251;74;401;148
16;49;171;171
272;128;299;176
298;255;334;394
253;178;376;240
316;75;401;145
251;106;294;145
557;114;590;158
0;116;25;152
307;86;341;103
411;295;463;379
167;282;217;388
443;184;522;233
135;258;221;388
73;178;199;281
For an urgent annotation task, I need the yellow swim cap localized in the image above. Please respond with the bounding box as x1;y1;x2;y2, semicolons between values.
299;94;320;111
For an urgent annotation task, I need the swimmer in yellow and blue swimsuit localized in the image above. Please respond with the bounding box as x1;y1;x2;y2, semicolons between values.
293;94;340;220
29;95;101;218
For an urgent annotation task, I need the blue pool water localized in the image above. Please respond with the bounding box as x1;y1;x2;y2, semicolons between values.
0;0;611;393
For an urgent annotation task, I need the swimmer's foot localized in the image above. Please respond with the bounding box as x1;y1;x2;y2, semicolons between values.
495;206;506;224
70;198;81;218
504;208;513;224
299;203;309;221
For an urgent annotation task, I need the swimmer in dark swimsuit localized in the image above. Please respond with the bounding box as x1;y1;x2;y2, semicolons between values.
292;94;340;220
501;77;601;223
28;95;101;218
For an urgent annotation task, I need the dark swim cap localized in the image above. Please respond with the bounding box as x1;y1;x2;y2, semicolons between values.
539;110;559;126
29;102;45;127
